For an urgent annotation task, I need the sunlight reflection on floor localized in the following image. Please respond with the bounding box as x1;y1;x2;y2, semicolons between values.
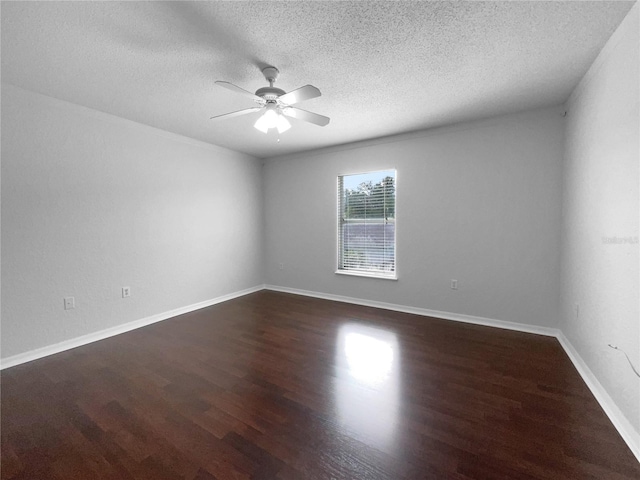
334;323;401;453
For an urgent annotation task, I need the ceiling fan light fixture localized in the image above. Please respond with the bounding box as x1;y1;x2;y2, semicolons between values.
214;66;330;132
253;115;269;133
254;108;277;133
254;104;290;134
276;114;291;134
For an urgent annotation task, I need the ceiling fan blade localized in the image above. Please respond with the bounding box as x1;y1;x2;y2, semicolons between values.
215;81;262;101
210;107;262;120
278;85;321;105
282;107;330;127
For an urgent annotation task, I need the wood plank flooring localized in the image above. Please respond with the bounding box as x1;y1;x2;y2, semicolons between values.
2;291;638;479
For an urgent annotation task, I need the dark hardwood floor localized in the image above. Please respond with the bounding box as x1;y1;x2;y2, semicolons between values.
2;290;638;479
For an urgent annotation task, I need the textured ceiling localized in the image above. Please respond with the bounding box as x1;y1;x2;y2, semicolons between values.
1;1;635;158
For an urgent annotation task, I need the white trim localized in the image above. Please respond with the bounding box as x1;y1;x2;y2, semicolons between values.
559;1;640;462
336;169;398;279
0;285;265;370
264;285;558;337
264;284;639;462
334;270;398;280
2;283;637;462
557;332;640;463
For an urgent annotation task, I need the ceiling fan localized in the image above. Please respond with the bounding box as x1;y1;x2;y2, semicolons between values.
211;66;330;134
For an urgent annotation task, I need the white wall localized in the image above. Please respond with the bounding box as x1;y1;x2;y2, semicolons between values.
561;3;639;438
1;84;264;359
264;106;564;328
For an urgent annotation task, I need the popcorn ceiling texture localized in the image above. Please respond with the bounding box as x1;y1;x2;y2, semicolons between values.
1;1;634;158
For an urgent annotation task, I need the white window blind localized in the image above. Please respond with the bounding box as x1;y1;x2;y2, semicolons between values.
338;170;396;277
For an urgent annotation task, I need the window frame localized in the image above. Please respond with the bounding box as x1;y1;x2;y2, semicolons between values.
336;169;398;280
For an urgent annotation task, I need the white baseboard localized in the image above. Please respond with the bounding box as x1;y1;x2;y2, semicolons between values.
2;283;638;463
0;285;265;370
265;284;639;463
264;284;559;337
556;332;640;463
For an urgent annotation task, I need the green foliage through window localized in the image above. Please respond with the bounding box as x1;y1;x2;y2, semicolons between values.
344;176;395;220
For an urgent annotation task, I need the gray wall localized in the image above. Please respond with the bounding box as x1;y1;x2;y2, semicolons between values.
264;106;564;328
1;3;637;453
1;84;264;359
561;4;639;435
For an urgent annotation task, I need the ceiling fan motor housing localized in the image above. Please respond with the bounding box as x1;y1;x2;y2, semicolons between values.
255;86;286;100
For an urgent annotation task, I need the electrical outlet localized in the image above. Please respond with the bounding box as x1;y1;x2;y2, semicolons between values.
64;297;75;310
451;279;458;290
122;286;131;298
278;263;284;270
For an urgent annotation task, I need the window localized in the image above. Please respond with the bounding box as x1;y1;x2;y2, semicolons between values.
337;170;396;278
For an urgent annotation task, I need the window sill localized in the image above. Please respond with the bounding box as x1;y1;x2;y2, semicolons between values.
335;270;398;281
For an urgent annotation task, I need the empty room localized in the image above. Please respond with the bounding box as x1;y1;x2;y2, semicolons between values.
1;1;639;479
